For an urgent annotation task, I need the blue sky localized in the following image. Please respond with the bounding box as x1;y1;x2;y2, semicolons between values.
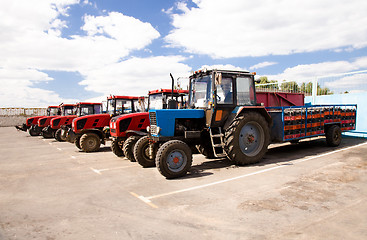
1;0;367;107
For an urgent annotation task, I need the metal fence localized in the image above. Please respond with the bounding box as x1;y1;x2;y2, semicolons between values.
256;70;367;103
0;108;47;116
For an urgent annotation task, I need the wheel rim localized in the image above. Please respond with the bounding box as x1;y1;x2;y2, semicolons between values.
143;144;151;160
334;130;341;142
239;121;264;157
87;137;97;149
166;149;187;172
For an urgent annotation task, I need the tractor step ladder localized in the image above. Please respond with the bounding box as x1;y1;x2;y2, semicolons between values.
209;127;227;158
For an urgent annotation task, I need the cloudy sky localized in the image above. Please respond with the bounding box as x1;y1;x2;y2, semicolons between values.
1;0;367;107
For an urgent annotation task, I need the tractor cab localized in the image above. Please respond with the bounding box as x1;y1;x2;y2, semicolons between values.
60;103;76;116
189;69;257;128
107;95;146;116
76;102;102;116
148;89;188;110
47;106;61;116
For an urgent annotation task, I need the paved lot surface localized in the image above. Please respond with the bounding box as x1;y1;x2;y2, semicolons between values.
1;127;367;240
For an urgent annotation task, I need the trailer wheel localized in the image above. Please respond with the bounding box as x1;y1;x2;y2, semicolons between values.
123;136;140;162
29;125;41;136
224;112;270;165
74;135;81;149
326;125;342;147
55;129;65;142
134;136;156;168
156;140;192;179
111;139;124;157
80;133;100;152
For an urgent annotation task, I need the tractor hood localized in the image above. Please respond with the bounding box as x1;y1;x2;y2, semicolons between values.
38;116;59;127
72;113;111;133
51;115;77;129
26;116;45;126
149;109;204;137
110;112;149;137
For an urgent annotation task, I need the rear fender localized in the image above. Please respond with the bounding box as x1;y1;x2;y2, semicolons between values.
224;106;272;130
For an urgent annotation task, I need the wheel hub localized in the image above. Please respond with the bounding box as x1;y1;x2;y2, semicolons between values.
167;150;187;172
239;121;264;157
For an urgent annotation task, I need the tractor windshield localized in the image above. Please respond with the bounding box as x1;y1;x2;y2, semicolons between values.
189;75;212;108
47;107;59;116
78;104;101;116
133;99;146;112
107;99;133;115
63;106;74;116
149;93;165;110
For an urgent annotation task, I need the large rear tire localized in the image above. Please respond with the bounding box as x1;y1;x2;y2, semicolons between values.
156;140;192;179
111;139;124;157
326;125;342;147
123;136;140;162
224;112;270;165
80;133;100;152
134;136;156;168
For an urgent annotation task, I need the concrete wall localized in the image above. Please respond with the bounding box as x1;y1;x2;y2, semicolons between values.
305;92;367;135
0;116;28;127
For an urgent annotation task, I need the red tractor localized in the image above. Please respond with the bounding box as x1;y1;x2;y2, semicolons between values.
15;106;60;136
68;95;146;152
110;89;188;162
51;102;102;142
39;103;75;138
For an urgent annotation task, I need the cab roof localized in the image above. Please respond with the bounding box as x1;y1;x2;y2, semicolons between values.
48;106;60;108
77;102;102;105
148;89;189;95
107;95;144;100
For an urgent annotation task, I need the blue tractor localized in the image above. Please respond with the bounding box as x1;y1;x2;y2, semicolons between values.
144;69;272;178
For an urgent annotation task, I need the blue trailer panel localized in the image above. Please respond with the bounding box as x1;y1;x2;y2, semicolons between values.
267;104;357;143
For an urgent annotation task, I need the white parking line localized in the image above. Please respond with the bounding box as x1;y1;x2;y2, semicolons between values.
90;165;138;175
57;148;62;151
132;141;367;208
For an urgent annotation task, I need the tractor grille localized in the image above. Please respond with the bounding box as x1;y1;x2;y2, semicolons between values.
149;112;158;135
149;112;156;125
52;118;61;127
119;118;132;132
27;119;33;125
39;118;46;125
76;118;87;130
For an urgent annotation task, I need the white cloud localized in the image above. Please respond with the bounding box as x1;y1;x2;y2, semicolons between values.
79;56;192;96
0;0;189;107
198;64;246;72
249;62;277;70
165;0;367;58
0;68;78;107
266;57;367;82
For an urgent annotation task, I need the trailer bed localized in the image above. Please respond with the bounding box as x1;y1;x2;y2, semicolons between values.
267;104;357;142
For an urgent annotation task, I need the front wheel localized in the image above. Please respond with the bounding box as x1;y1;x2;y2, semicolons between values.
29;125;41;136
224;112;270;165
325;125;342;147
80;133;101;152
134;136;156;168
156;140;192;179
74;135;81;149
55;128;65;142
123;136;140;162
111;139;124;157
